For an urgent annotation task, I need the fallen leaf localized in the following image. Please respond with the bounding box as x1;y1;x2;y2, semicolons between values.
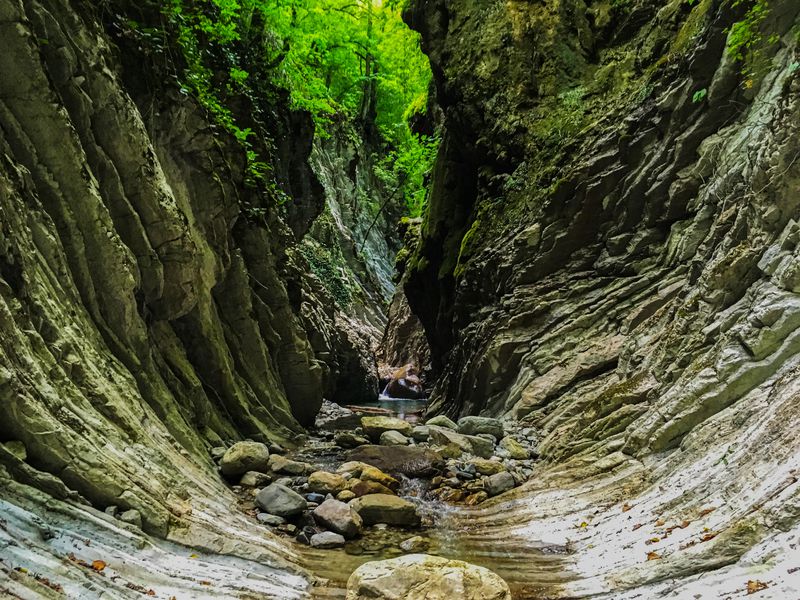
746;580;768;594
200;580;212;586
700;532;717;542
189;553;199;559
91;560;106;572
146;591;156;597
646;551;661;561
579;521;588;529
632;523;644;531
622;503;632;512
646;537;661;544
655;519;665;526
698;507;716;517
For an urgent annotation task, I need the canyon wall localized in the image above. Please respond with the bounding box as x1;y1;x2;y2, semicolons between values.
0;0;398;594
403;0;800;593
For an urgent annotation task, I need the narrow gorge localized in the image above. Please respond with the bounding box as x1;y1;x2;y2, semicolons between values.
1;0;800;598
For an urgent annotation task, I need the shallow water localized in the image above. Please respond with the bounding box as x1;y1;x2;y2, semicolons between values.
351;395;428;421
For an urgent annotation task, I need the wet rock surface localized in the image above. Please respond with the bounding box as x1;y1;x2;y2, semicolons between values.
345;553;512;600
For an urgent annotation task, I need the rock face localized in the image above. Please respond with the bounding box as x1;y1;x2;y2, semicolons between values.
345;554;511;600
398;0;800;595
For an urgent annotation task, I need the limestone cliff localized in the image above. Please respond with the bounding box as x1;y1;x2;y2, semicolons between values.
403;0;800;593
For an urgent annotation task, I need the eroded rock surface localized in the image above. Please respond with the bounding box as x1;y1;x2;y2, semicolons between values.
345;554;511;600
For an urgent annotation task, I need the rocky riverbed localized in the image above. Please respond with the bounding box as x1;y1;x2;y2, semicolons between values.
211;401;539;561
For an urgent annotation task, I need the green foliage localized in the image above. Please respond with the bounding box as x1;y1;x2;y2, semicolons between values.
154;0;434;216
298;239;357;308
374;132;439;218
727;0;770;62
692;87;707;103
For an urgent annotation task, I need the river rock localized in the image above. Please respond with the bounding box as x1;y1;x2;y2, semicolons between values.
427;426;494;458
255;484;308;517
399;536;429;552
362;465;399;490
337;490;356;502
335;432;370;448
269;454;312;475
256;513;285;526
240;471;272;487
411;425;430;442
469;458;506;476
384;364;425;399
311;531;346;549
219;441;270;478
346;445;443;477
313;499;363;538
348;479;396;497
499;436;529;459
350;494;420;526
485;472;515;497
457;416;504;439
380;430;409;446
308;471;346;494
345;554;511;600
426;415;458;430
361;416;414;440
465;491;488;505
210;446;227;461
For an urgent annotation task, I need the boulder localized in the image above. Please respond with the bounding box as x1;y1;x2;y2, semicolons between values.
411;425;430;442
313;499;363;538
380;430;409;446
346;445;443;477
335;432;370;448
427;426;494;459
359;465;399;491
350;494;420;526
383;364;425;399
337;490;356;502
269;454;312;475
426;415;458;430
361;416;414;440
349;479;396;497
345;554;511;600
457;416;504;439
311;531;346;549
219;441;270;478
308;471;346;494
484;472;515;497
499;436;529;460
469;458;506;476
255;484;308;517
240;471;272;487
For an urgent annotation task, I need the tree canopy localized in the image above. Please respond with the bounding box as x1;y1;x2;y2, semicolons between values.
155;0;437;216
